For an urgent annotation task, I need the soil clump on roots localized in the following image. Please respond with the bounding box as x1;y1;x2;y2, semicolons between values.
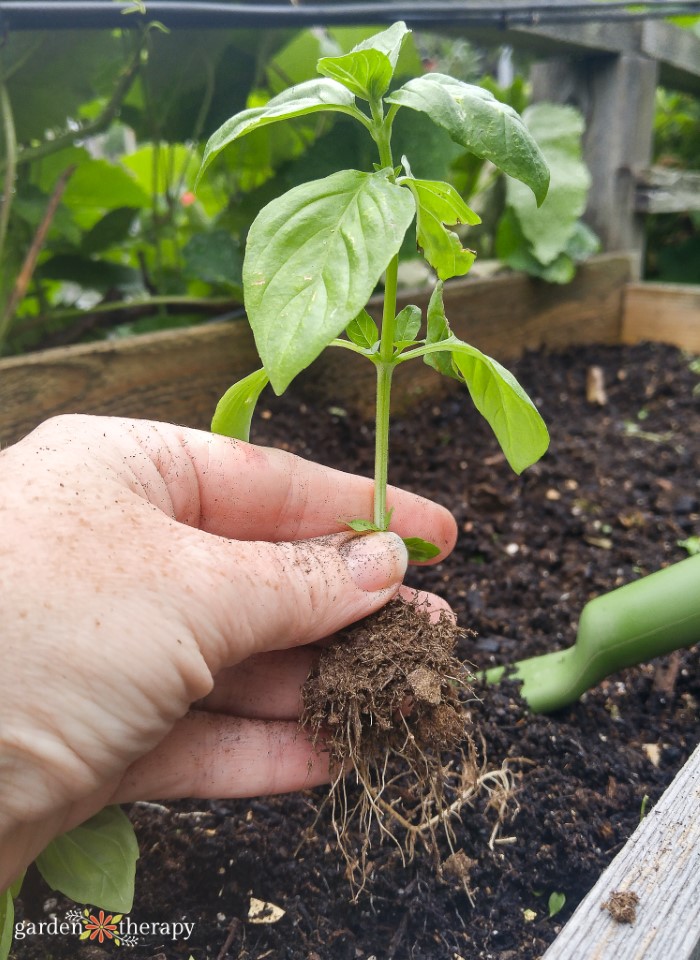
301;597;481;890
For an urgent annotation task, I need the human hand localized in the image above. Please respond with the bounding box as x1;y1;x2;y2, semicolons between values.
0;415;457;889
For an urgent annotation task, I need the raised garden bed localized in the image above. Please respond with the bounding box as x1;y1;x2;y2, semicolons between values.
3;254;700;958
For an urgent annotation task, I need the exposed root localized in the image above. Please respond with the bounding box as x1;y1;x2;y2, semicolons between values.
300;598;521;898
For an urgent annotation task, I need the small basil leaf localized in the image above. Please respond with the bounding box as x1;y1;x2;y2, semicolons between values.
424;282;461;381
211;368;270;442
317;49;393;101
346;309;379;349
394;304;421;342
403;537;441;562
399;176;481;280
343;518;382;532
350;21;411;70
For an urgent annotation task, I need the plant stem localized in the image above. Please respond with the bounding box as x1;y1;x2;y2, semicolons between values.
370;99;399;530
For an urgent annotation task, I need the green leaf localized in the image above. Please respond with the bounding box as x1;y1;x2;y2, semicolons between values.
0;888;14;960
343;518;382;533
399;176;480;280
62;159;150;213
197;79;357;184
211;368;270;442
424;282;460;381
35;806;139;913
244;168;416;393
37;255;143;294
394;304;421;342
403;537;441;562
386;75;550;206
505;104;590;266
422;284;548;472
548;891;566;919
182;230;243;293
450;342;549;474
317;49;393;101
346;309;379;349
350;21;411;70
81;207;139;255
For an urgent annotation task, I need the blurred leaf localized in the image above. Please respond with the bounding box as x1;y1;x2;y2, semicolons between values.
0;888;14;960
122;144;197;197
183;230;243;293
505;104;591;267
62;159;150;213
38;254;143;293
1;32;124;144
81;207;139;254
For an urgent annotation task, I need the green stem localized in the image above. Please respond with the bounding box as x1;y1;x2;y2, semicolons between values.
369;98;400;530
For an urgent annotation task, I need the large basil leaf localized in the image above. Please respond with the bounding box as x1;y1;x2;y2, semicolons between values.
244;169;415;393
450;343;549;474
386;74;550;205
197;79;356;183
35;807;139;913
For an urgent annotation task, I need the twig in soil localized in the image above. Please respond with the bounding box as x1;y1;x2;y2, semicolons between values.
216;916;243;960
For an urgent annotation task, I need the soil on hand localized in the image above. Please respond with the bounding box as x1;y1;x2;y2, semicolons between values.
11;341;700;959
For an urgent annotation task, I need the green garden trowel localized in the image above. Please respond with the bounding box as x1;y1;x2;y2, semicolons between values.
484;552;700;713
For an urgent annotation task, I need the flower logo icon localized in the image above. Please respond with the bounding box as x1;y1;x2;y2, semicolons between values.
80;909;122;945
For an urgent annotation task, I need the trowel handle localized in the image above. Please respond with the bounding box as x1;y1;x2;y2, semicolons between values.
485;553;700;713
574;551;700;675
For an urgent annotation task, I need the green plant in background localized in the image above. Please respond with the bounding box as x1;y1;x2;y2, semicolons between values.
0;806;138;960
1;22;601;357
646;86;700;284
495;102;599;283
198;21;550;554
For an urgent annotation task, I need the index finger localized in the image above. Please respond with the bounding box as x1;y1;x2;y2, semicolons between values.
131;421;458;559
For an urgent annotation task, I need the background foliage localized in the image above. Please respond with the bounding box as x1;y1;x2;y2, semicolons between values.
0;21;605;357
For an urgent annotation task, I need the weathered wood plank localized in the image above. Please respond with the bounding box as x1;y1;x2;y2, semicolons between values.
622;282;700;353
543;741;700;960
443;19;700;96
635;167;700;214
642;19;700;97
0;255;632;447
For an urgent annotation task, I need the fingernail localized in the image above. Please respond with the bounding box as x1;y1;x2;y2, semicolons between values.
340;532;408;593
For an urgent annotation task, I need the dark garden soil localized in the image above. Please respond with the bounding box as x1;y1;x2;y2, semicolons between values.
12;340;700;960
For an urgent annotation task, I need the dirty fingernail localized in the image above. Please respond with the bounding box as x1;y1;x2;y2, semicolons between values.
341;532;408;593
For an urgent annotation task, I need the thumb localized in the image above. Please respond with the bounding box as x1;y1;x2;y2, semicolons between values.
180;531;409;668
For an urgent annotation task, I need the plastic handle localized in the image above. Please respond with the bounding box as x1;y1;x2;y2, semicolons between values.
486;553;700;713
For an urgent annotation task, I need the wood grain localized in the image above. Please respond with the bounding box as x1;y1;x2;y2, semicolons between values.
542;742;700;960
623;283;700;353
0;255;632;447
